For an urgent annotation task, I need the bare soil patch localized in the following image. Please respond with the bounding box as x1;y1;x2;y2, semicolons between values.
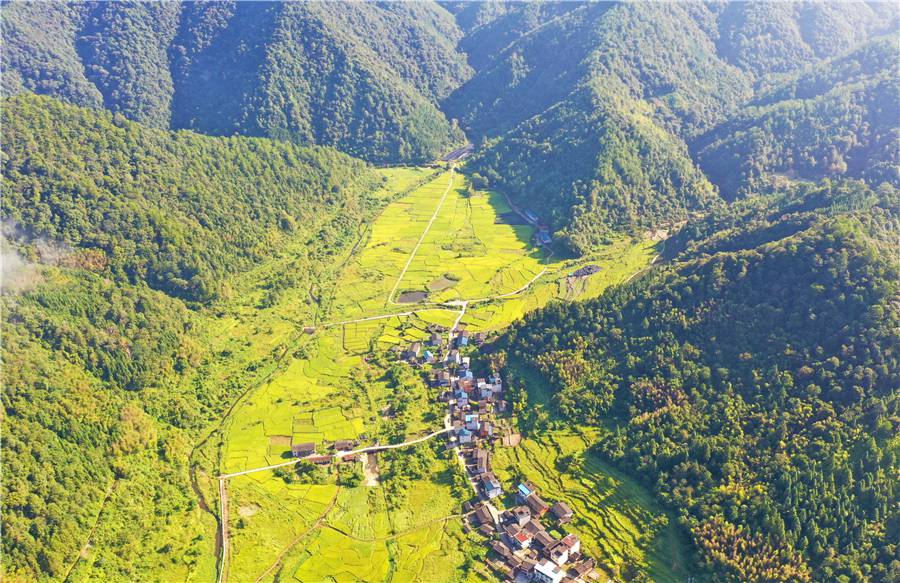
397;290;428;303
428;276;458;292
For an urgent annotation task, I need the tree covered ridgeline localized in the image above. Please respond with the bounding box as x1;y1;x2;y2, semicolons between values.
502;180;899;582
450;1;897;254
1;1;468;164
1;94;387;581
2;93;376;304
695;34;900;199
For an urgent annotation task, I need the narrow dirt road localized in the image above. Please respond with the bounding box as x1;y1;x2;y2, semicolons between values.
219;422;451;480
251;489;340;583
217;478;229;583
62;480;118;583
387;168;455;305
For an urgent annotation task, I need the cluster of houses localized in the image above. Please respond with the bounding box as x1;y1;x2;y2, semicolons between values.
468;481;597;583
400;324;487;366
395;323;598;582
289;438;358;464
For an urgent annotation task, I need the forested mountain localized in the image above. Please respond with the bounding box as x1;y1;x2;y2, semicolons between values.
4;1;896;235
447;1;896;252
695;35;900;198
2;94;373;304
1;1;469;163
503;180;899;582
1;94;380;579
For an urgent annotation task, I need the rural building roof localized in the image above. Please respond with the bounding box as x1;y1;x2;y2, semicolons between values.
517;483;533;498
474;505;494;525
510;506;531;521
550;501;573;519
291;442;316;455
534;530;555;548
333;440;354;451
560;534;580;549
481;472;501;490
571;558;595;576
534;559;564;583
526;493;550;515
477;524;494;536
491;540;513;559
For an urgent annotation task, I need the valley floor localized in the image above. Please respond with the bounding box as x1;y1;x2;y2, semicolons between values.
202;166;683;582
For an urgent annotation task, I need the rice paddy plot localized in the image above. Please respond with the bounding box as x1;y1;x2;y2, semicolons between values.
226;475;338;583
491;430;690;583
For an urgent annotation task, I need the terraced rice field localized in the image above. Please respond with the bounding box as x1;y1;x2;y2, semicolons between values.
219;166;670;581
492;430;689;582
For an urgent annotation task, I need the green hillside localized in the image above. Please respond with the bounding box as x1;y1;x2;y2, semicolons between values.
696;35;900;198
1;95;381;580
502;180;900;581
1;1;469;163
2;94;374;303
446;1;896;253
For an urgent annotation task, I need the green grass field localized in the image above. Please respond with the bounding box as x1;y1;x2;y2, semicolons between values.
215;166;669;581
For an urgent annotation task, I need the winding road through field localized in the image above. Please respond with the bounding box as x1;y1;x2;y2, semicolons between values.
219;418;452;480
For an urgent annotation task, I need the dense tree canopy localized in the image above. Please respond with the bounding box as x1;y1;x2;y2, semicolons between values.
1;1;469;163
2;94;374;303
503;180;899;581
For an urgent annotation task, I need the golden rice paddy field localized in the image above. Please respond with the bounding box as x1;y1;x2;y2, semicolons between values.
217;166;681;582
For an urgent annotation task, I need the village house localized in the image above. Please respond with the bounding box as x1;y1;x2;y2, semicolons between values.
547;541;570;566
504;524;533;550
526;493;550;517
429;332;442;347
404;342;422;361
474;504;495;527
478;420;494;439
291;442;316;457
458;428;473;444
473;447;489;475
508;505;531;526
474;332;487;345
457;330;471;347
481;472;502;499
535;228;552;246
447;349;461;365
550;501;573;523
517;483;535;503
532;559;564;583
533;529;556;550
333;439;355;451
519;558;537;577
569;558;595;579
560;533;580;556
491;540;514;561
465;413;480;431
